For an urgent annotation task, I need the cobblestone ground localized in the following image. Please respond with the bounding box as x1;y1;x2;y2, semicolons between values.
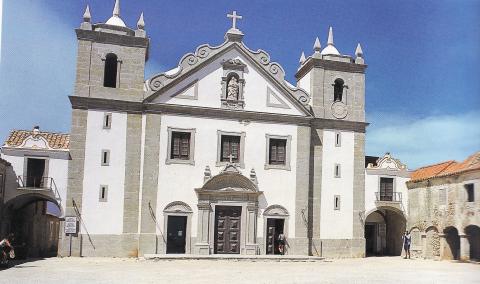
0;257;478;284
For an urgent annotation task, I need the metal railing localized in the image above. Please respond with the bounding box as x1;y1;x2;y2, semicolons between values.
17;175;53;190
375;192;402;202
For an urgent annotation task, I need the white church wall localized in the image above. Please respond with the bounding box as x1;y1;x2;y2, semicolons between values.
297;72;311;97
153;50;305;116
155;114;299;239
48;158;68;217
320;130;355;239
82;110;127;234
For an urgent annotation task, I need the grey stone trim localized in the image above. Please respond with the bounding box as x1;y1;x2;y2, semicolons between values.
100;149;110;166
123;114;142;233
99;185;108;202
145;42;310;111
314;238;365;258
352;132;366;239
1;148;70;160
75;29;149;49
335;131;341;147
60;234;140;257
163;208;193;254
264;134;291;171
170;80;198;100
266;87;290;109
295;57;367;80
216;130;246;169
262;213;289;254
165;127;196;165
103;112;112;129
309;128;323;247
366;168;411;178
294;126;311;245
69;97;368;133
63;109;88;256
139;114;162;255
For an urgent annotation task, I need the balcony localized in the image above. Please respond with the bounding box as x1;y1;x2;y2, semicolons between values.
375;192;402;202
17;176;55;190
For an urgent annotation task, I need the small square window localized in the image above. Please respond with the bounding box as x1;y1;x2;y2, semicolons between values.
171;132;191;160
101;150;110;166
268;139;287;165
99;185;108;202
335;132;341;147
334;195;341;210
465;184;474;202
334;164;341;178
103;113;112;129
221;135;241;163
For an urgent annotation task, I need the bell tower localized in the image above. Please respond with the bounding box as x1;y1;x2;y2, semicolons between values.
296;27;366;122
74;0;149;102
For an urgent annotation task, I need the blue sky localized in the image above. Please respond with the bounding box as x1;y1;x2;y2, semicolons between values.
0;0;479;169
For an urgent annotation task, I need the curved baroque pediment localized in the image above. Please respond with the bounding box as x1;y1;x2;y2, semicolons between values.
163;201;193;213
263;204;289;216
145;39;310;106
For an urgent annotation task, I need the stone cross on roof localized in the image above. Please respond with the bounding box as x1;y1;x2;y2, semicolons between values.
227;11;242;30
227;154;235;164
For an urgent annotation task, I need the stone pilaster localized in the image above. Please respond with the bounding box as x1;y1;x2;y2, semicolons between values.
59;109;88;257
245;205;259;255
309;127;322;256
294;126;311;255
421;232;427;259
123;114;142;234
195;202;211;254
459;234;470;261
352;132;366;257
138;113;161;256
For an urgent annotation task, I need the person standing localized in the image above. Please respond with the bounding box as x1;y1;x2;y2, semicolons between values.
402;231;411;259
277;232;286;255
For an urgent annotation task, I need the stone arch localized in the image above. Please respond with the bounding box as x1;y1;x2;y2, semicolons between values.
163;201;193;213
263;205;289;216
364;207;406;256
333;78;345;102
409;227;422;248
104;53;118;88
464;225;480;261
443;226;460;260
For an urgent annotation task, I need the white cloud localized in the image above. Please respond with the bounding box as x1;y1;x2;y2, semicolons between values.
366;111;480;169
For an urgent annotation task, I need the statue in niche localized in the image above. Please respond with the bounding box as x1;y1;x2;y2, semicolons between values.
226;76;239;100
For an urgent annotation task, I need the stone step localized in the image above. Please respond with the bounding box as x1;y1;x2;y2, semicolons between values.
143;254;325;262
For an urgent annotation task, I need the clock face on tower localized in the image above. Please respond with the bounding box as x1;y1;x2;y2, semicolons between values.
331;101;348;119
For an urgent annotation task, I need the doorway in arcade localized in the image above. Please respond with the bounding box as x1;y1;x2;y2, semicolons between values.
365;209;406;256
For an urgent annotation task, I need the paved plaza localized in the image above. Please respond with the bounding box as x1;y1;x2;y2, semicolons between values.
0;257;478;284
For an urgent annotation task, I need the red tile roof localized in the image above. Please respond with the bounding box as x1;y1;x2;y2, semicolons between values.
4;129;70;150
410;152;480;182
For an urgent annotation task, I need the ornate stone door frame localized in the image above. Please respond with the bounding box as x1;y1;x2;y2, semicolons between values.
163;201;193;254
262;205;289;255
194;164;262;255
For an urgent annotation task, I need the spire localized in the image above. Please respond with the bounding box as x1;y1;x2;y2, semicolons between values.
83;5;91;23
313;37;321;53
355;43;363;58
327;26;334;45
299;51;306;64
137;12;145;30
113;0;120;17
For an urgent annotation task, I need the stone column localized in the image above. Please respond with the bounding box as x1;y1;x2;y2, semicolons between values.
459;234;470;261
421;233;427;259
245;204;259;255
439;233;447;260
195;202;211;255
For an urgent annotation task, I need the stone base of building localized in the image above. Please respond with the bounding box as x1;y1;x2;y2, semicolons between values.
58;234;140;257
315;238;365;258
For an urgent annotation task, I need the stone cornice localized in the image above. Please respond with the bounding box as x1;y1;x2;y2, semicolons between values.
295;57;367;80
69;96;368;132
75;29;150;58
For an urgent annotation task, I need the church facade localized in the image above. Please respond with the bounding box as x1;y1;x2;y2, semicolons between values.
60;1;368;257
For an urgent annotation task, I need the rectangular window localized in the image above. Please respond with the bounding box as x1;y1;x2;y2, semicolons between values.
334;195;341;210
171;132;191;160
0;174;3;194
438;188;447;205
335;132;341;147
103;113;112;129
334;164;341;178
380;177;394;201
221;135;241;163
465;184;474;202
268;139;287;165
99;185;108;202
101;150;110;166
